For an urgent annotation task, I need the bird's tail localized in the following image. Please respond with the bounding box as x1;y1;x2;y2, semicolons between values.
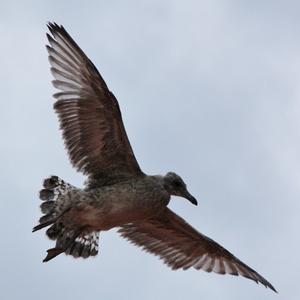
33;175;99;262
33;175;74;232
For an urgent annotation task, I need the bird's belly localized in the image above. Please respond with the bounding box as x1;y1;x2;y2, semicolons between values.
101;208;153;230
71;194;169;231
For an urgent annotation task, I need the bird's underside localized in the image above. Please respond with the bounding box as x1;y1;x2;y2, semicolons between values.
33;22;277;293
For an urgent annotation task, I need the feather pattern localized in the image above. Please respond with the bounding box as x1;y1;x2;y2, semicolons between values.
119;208;277;292
47;23;143;185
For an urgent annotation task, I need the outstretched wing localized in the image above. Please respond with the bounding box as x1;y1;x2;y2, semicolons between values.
119;208;276;292
46;23;143;184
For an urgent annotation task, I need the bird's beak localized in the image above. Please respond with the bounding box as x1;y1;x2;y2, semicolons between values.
184;191;198;206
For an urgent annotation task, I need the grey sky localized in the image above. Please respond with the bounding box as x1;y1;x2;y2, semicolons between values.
1;1;299;299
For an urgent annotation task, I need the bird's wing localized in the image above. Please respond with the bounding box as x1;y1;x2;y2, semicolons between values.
118;208;276;292
46;23;143;183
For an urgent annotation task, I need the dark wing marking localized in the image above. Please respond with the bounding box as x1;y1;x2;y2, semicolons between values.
119;208;277;292
47;23;143;184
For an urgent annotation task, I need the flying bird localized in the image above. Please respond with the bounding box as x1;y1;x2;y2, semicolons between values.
33;22;276;293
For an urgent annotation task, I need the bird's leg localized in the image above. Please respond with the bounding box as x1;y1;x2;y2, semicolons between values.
32;207;72;232
43;228;84;262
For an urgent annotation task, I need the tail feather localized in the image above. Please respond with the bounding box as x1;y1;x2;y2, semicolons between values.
42;229;99;261
36;175;75;230
34;175;100;261
40;175;75;202
46;222;64;240
65;232;99;258
40;201;55;214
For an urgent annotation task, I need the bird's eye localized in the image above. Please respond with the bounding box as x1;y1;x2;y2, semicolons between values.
173;180;182;187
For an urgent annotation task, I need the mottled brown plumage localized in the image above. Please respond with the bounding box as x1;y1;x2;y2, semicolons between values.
47;23;143;186
33;22;277;293
119;208;274;289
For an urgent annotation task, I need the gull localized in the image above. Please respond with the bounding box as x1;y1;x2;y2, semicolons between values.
33;22;276;293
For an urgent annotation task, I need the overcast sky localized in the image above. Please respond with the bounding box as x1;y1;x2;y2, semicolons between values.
1;1;299;299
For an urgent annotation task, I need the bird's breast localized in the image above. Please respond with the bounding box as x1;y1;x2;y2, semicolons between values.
72;179;170;231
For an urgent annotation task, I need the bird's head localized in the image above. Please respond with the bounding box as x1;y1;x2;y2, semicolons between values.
163;172;197;206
